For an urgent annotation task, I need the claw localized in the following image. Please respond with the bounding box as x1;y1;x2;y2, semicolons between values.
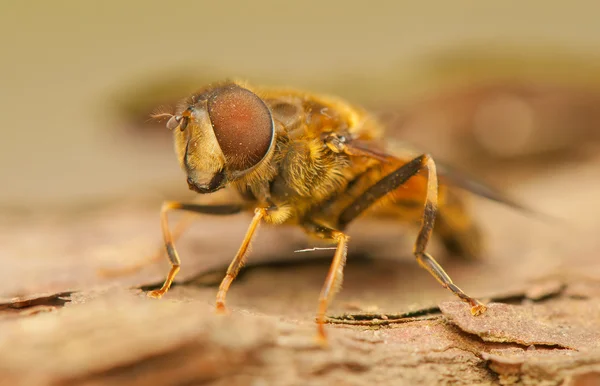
147;290;164;299
215;302;229;315
314;323;329;348
470;302;487;316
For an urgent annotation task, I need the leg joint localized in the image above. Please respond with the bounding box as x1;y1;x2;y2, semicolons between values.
162;201;182;212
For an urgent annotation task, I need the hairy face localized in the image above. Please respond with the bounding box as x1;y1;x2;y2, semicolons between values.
167;83;275;194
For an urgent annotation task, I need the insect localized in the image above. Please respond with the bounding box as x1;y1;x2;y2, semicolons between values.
148;80;526;343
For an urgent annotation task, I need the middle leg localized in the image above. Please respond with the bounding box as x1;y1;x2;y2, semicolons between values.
303;223;350;344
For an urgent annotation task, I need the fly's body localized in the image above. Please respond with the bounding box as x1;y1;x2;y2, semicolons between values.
147;80;518;342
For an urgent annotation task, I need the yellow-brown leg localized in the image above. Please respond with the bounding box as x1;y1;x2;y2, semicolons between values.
215;207;267;312
412;156;486;315
315;231;349;344
147;201;242;299
337;154;486;315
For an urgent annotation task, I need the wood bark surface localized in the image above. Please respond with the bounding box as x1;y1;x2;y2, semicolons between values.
1;159;600;386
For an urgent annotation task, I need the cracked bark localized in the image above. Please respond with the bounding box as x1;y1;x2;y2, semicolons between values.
1;160;600;385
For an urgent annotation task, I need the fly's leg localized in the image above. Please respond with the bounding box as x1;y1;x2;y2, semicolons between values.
215;207;266;312
306;225;350;344
338;154;486;315
147;201;243;299
411;155;486;314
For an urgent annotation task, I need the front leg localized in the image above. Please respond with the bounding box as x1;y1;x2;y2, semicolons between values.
147;201;243;299
215;207;267;312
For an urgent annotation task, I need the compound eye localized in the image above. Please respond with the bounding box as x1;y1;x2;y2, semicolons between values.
207;85;274;172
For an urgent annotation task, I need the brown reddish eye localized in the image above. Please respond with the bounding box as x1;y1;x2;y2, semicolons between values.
207;85;274;172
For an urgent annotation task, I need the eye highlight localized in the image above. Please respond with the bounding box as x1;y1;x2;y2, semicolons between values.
207;85;274;172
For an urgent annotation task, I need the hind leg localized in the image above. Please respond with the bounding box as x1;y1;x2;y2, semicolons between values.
338;154;487;315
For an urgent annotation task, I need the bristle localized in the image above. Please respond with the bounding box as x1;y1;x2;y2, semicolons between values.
294;247;337;253
149;105;176;122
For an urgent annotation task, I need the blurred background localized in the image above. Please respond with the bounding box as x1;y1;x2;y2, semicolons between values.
2;1;600;300
3;4;600;384
2;1;600;211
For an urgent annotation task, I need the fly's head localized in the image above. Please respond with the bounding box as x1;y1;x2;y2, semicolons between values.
159;82;275;194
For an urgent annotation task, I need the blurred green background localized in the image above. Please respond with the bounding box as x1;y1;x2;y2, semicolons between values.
2;1;600;210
